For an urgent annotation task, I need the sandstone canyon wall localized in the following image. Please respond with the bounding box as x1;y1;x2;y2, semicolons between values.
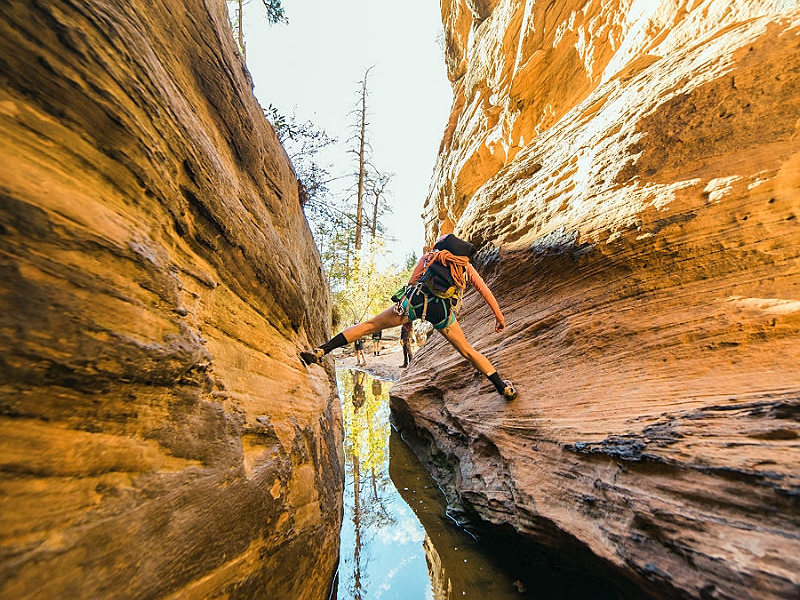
0;1;341;599
393;1;800;598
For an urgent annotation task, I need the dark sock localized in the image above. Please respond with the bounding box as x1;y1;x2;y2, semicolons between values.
487;371;505;395
320;333;348;355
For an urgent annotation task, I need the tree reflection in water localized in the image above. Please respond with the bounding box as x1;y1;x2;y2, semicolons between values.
340;370;396;600
337;368;526;600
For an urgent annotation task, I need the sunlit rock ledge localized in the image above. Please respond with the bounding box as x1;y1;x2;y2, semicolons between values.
0;1;341;598
393;1;800;598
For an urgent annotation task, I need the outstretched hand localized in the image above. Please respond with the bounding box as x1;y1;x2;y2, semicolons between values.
495;319;506;333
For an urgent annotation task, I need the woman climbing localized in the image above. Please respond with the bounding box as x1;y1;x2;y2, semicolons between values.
301;234;518;400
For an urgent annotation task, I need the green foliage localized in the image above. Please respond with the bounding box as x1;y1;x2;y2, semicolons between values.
228;2;404;332
331;238;413;328
339;367;396;592
226;0;287;59
404;251;418;271
263;104;289;135
263;101;398;330
264;104;337;210
316;211;356;291
261;0;287;24
341;370;390;477
265;105;333;149
263;79;400;331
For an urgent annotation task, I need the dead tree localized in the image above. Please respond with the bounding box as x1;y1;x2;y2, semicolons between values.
349;66;374;252
367;171;392;240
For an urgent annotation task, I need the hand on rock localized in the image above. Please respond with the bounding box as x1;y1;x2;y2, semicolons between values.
495;319;505;333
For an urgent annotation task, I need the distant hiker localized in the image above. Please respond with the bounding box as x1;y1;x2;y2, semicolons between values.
400;322;413;368
371;329;382;356
354;335;366;367
353;321;366;366
301;234;518;400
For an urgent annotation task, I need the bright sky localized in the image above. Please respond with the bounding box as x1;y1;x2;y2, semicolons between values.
240;0;452;266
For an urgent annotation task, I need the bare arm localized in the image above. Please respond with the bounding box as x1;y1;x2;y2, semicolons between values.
466;264;505;332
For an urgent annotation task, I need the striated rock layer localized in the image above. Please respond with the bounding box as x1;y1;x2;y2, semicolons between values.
0;1;341;599
394;1;800;599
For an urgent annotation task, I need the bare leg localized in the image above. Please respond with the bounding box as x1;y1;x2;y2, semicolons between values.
303;307;409;366
343;307;409;343
437;319;494;375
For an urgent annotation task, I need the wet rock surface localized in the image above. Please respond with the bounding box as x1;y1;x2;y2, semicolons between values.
0;1;341;598
394;1;800;598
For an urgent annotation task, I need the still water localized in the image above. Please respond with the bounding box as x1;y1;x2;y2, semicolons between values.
334;369;532;600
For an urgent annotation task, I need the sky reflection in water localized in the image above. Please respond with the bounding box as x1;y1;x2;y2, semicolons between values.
335;369;528;600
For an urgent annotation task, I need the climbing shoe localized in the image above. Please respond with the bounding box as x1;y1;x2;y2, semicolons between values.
502;380;518;401
300;348;324;366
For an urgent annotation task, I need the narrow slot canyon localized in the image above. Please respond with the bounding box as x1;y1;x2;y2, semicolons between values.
1;1;799;599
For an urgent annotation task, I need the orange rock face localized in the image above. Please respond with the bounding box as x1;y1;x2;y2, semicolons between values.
394;1;800;598
0;1;341;598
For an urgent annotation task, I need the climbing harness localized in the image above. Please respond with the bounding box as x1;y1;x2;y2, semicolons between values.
396;283;457;331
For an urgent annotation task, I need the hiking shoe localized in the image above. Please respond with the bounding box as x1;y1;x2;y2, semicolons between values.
300;348;324;366
502;380;518;401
